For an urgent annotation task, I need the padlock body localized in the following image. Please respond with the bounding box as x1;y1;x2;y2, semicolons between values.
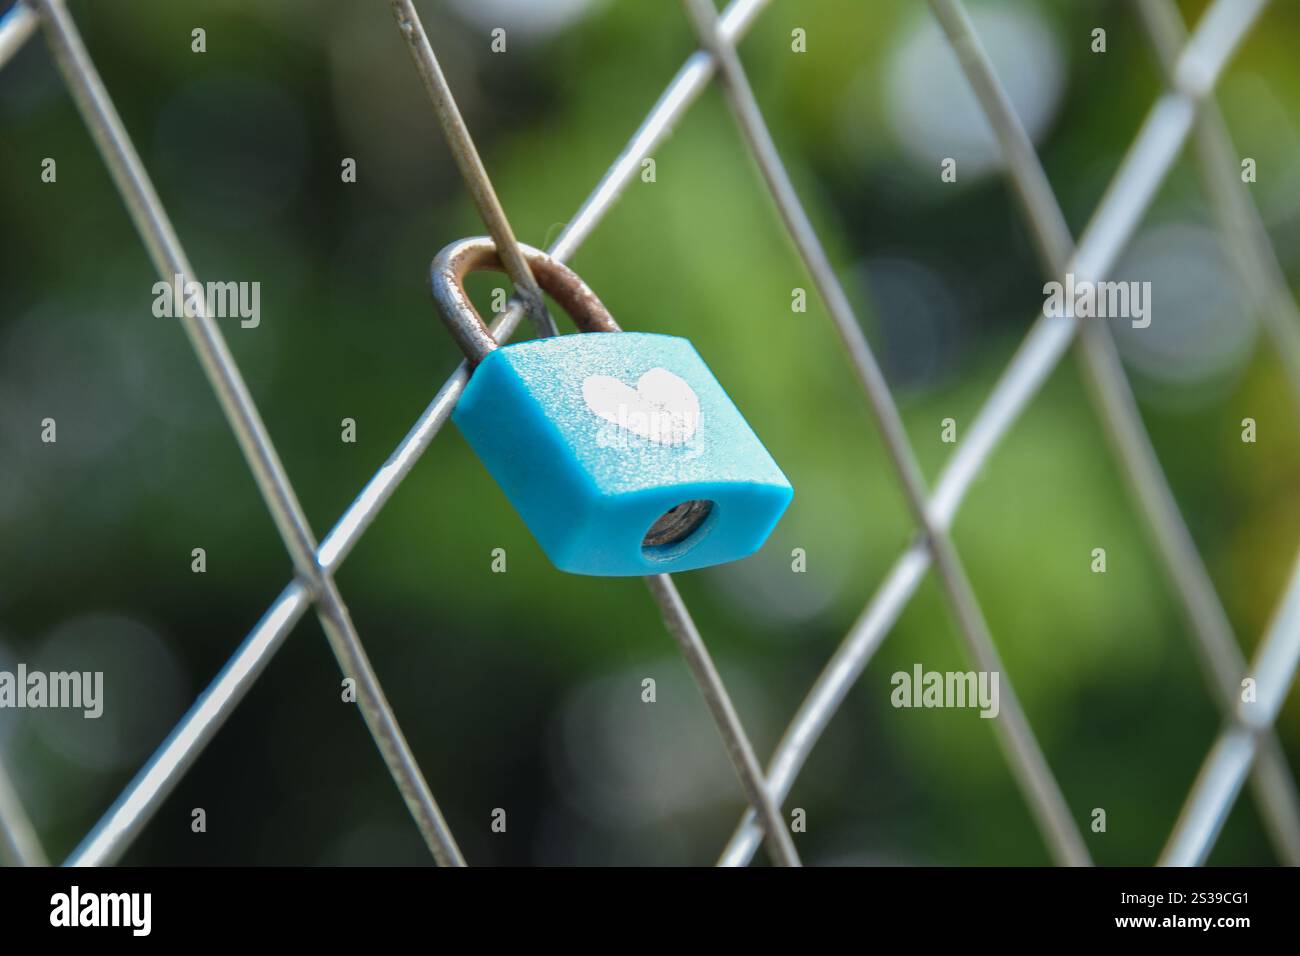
452;332;792;576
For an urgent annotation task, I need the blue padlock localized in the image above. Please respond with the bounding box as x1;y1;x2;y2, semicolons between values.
432;237;792;576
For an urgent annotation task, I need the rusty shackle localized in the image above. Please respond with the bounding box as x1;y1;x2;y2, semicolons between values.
429;236;619;366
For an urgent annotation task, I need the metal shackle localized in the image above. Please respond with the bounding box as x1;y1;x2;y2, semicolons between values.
429;236;619;366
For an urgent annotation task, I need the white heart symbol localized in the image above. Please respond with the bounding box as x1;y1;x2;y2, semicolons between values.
582;367;701;445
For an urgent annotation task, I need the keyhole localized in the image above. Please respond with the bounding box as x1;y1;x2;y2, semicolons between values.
642;499;714;552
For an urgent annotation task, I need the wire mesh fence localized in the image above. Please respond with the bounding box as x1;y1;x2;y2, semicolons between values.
1;0;1297;867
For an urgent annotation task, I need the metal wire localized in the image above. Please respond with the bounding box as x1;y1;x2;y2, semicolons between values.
683;0;1087;867
67;363;477;866
925;0;1300;865
31;0;464;867
645;575;801;866
551;0;770;264
720;0;1275;866
387;0;557;340
1;0;1294;868
1162;550;1300;864
1135;0;1300;421
0;759;46;866
0;1;37;70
